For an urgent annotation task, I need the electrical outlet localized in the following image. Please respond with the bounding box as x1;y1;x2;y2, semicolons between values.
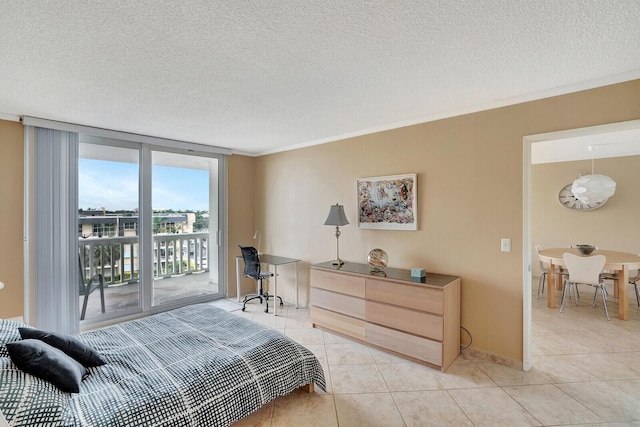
501;238;511;253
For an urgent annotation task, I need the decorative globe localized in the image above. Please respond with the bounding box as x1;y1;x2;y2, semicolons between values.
368;248;388;271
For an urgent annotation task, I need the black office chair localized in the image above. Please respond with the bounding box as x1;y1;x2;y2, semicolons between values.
239;245;283;313
79;253;105;321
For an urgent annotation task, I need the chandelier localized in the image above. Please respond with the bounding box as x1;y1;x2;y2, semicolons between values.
571;146;616;204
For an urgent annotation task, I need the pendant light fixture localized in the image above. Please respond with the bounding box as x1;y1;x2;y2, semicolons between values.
571;146;616;204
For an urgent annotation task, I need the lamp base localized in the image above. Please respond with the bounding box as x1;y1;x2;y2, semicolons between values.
331;258;344;266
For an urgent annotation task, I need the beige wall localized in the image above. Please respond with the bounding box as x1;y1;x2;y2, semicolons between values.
251;79;640;362
1;79;639;363
226;154;259;297
532;155;640;277
0;120;24;318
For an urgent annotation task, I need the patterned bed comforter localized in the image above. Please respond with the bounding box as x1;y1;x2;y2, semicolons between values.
0;303;325;426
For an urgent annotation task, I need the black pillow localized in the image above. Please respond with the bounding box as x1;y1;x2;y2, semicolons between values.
6;339;89;393
18;327;106;367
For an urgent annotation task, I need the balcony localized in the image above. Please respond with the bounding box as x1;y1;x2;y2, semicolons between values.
79;232;217;320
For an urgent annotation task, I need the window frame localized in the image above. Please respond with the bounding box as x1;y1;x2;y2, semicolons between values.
23;117;228;332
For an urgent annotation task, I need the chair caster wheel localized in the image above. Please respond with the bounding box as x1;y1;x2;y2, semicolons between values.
280;302;283;307
264;308;269;313
241;308;246;312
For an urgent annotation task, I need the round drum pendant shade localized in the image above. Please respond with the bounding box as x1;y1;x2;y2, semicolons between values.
571;174;616;204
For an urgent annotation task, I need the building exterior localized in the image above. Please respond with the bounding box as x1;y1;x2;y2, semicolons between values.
78;211;205;284
78;210;196;238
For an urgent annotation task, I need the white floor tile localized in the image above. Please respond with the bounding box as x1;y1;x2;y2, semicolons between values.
229;286;640;427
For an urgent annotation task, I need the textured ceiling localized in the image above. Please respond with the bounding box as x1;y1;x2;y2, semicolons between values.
1;1;639;155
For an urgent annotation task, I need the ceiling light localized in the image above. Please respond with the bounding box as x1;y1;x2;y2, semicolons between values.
571;146;616;204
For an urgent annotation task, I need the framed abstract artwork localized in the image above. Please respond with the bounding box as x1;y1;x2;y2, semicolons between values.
356;173;417;230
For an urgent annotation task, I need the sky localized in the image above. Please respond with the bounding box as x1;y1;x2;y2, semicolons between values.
79;159;210;211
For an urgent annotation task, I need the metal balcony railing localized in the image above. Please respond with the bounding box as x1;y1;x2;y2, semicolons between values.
79;233;209;287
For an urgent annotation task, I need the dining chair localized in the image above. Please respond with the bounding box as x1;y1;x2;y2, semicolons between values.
561;253;609;320
535;245;547;300
631;272;640;307
600;264;640;307
536;245;568;300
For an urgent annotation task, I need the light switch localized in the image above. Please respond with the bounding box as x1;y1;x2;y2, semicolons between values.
501;238;511;253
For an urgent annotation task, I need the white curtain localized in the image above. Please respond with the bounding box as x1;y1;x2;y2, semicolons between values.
25;126;79;334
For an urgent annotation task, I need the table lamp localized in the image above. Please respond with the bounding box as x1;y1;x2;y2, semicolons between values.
324;203;349;265
253;230;261;254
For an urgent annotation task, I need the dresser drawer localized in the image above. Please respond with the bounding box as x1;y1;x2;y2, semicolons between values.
366;279;444;315
311;268;365;298
311;306;365;340
366;323;442;366
366;300;443;341
311;287;365;320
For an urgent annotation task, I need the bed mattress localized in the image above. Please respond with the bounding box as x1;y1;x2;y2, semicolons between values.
0;303;325;426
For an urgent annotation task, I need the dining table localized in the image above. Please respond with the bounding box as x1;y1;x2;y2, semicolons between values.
538;248;640;320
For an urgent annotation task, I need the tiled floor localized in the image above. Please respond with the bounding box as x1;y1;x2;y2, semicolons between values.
82;273;217;320
229;280;640;427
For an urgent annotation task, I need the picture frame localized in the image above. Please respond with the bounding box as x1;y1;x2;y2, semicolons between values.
356;173;417;230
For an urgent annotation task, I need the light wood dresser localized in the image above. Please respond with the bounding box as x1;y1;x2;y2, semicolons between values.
310;261;461;371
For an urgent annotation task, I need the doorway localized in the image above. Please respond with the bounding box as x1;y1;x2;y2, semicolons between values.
523;119;640;370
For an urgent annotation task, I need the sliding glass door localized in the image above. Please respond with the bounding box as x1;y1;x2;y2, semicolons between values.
78;142;141;320
150;151;219;307
78;137;224;323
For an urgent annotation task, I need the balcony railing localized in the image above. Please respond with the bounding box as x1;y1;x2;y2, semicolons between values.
79;232;209;286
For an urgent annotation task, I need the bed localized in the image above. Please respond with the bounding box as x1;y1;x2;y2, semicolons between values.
0;303;325;426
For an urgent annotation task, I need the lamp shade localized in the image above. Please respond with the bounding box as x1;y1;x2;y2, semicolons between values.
324;204;349;226
571;174;616;204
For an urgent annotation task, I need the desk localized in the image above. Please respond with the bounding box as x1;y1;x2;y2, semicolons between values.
538;248;640;320
235;254;301;316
